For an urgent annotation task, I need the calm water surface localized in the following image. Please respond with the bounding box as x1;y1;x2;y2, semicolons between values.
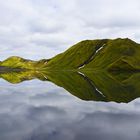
0;76;140;140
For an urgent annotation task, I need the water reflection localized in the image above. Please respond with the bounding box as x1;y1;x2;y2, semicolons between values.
0;70;140;140
0;70;140;103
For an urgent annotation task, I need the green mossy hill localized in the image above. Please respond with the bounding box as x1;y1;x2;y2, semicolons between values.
84;38;140;71
46;38;140;71
0;38;140;71
0;56;49;70
46;39;108;69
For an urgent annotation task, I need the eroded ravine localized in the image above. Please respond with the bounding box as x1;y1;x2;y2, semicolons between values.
78;41;107;69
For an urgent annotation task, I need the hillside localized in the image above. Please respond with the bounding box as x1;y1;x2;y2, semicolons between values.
46;38;140;71
0;56;49;70
46;39;108;69
0;38;140;72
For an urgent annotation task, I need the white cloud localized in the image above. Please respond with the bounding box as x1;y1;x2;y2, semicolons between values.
0;0;140;60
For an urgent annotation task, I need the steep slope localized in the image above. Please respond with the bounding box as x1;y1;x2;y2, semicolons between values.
84;38;140;70
46;39;108;69
1;38;140;71
46;38;140;71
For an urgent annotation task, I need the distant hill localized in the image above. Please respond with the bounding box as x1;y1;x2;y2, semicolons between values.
0;56;50;70
0;38;140;71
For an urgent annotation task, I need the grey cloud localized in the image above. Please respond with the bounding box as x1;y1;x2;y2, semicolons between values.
1;0;140;60
84;18;140;29
75;0;140;29
29;21;66;34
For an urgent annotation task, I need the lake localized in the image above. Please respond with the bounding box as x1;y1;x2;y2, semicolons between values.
0;71;140;140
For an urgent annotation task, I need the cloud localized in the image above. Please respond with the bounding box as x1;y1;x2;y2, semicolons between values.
0;0;140;60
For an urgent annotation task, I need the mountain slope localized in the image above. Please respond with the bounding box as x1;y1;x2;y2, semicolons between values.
84;38;140;70
45;38;140;71
1;38;140;71
46;39;108;69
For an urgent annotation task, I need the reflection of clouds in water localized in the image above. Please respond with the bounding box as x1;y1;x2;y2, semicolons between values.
0;80;140;139
0;104;140;140
65;112;140;140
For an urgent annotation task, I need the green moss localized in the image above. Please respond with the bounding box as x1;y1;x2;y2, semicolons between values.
46;39;108;69
45;38;140;71
0;56;49;70
1;38;140;71
82;38;140;70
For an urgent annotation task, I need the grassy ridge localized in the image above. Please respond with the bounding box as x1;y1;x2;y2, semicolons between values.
1;38;140;71
0;56;50;70
84;38;140;70
46;39;108;69
45;38;140;71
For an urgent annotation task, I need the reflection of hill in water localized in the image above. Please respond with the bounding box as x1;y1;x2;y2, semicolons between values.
1;38;140;103
0;69;140;103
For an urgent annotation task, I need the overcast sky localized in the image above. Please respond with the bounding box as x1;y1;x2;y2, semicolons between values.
0;0;140;60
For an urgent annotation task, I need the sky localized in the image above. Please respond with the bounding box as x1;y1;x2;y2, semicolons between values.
0;0;140;60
